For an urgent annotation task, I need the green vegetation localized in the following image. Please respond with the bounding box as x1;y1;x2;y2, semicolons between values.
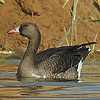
56;0;78;47
0;0;5;4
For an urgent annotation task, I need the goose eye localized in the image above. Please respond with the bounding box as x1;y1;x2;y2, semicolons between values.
24;24;29;27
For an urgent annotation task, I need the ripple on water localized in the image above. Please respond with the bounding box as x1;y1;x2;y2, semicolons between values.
0;56;100;99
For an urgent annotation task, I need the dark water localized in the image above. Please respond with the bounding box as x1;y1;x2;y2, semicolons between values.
0;54;100;100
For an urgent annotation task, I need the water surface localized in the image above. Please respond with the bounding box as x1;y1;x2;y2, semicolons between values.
0;54;100;99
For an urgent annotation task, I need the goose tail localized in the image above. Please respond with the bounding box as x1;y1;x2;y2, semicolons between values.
78;42;96;48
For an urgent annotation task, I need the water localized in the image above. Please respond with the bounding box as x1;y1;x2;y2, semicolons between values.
0;54;100;100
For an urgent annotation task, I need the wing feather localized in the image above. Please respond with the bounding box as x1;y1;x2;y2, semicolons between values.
37;51;82;74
